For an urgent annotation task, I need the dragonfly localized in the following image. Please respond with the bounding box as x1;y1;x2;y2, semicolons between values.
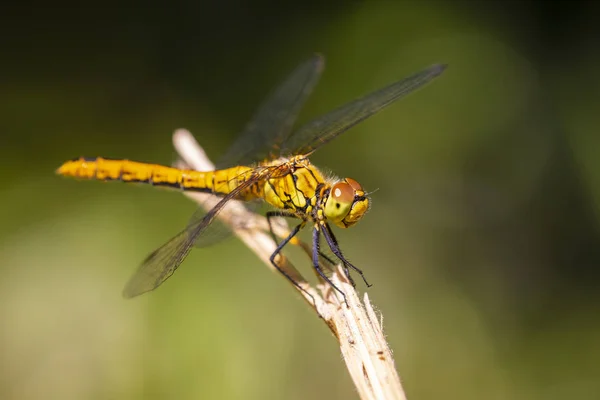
57;54;446;303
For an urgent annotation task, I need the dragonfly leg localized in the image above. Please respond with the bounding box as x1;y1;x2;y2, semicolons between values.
266;211;335;265
268;221;316;306
322;222;372;288
313;226;348;307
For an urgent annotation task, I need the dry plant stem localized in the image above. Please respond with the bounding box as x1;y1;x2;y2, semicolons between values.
172;128;406;400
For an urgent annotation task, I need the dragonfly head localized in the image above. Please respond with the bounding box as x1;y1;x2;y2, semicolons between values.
324;178;370;228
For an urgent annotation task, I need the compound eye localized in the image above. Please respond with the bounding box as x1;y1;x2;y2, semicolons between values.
331;181;354;205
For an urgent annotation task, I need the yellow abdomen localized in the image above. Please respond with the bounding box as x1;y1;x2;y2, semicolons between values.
57;157;256;199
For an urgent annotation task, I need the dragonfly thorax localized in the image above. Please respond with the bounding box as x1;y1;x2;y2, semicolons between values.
323;178;369;228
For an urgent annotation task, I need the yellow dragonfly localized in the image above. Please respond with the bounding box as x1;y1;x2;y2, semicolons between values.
57;54;446;303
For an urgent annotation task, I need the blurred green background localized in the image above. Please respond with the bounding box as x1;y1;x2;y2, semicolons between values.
2;1;600;399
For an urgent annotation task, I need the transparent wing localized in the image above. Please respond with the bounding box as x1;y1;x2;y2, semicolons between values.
122;175;262;298
215;54;324;169
191;214;234;248
281;63;447;157
190;198;264;248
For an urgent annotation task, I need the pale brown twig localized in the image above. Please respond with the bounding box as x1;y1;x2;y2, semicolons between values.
172;128;406;400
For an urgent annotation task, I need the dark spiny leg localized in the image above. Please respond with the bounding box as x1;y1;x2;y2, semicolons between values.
313;226;348;307
266;211;336;265
318;251;336;269
269;222;316;305
321;222;355;287
322;222;372;288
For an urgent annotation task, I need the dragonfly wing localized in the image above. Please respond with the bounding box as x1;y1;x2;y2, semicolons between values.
122;226;194;298
215;54;324;169
184;198;235;249
190;199;263;248
192;217;234;248
281;63;447;157
122;176;261;298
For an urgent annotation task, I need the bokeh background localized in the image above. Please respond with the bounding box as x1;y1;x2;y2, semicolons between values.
2;1;599;399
